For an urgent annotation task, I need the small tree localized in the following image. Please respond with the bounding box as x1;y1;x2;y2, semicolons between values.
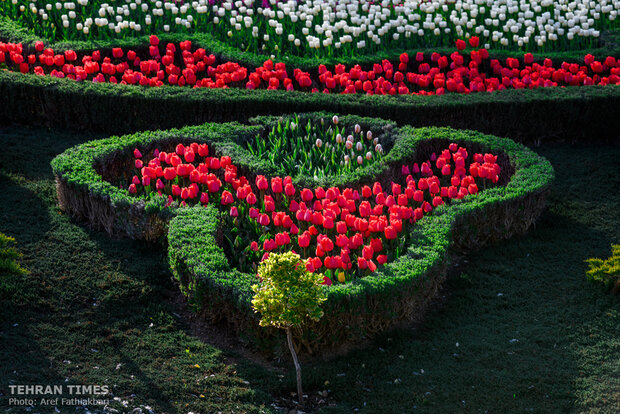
251;252;326;407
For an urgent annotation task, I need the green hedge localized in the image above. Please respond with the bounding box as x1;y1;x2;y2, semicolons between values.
3;69;620;143
52;114;554;352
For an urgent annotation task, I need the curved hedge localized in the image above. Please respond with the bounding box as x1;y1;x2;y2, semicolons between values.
51;113;554;353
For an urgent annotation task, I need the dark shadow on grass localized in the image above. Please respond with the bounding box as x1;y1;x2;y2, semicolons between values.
0;317;72;413
0;173;52;245
0;125;104;180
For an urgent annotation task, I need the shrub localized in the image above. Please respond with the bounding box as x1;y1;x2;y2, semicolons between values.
0;233;27;276
585;245;620;295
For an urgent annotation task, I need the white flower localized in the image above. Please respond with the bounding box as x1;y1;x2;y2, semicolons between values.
332;115;339;125
357;155;363;165
315;138;323;148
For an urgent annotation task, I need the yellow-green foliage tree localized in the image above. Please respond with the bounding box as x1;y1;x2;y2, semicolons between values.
0;233;27;275
586;245;620;294
252;252;326;407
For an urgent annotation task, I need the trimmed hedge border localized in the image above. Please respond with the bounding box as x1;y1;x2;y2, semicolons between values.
3;69;620;143
51;113;554;353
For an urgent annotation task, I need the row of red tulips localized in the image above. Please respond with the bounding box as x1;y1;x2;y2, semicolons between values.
127;141;501;283
1;36;619;94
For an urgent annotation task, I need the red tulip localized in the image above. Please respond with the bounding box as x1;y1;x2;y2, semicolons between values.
448;186;458;198
275;232;291;247
263;239;276;251
284;183;295;197
163;167;176;181
362;185;372;198
301;188;314;202
298;232;311;248
249;207;259;219
221;191;233;205
255;213;270;227
370;238;383;253
368;260;377;272
384;226;397;240
207;179;221;193
264;195;275;212
246;192;257;205
271;177;283;193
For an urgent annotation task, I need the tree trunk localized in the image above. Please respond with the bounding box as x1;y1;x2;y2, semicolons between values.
286;327;304;408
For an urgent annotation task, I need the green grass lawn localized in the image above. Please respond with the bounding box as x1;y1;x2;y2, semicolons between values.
0;126;618;413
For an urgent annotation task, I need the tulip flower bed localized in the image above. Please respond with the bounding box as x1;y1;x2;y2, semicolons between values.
247;115;387;178
2;36;620;93
1;0;619;60
52;113;553;352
